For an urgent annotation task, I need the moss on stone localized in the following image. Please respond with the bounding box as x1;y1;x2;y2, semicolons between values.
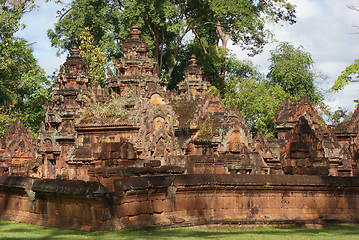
169;98;198;127
197;116;221;140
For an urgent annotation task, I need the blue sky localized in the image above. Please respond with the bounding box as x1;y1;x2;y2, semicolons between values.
16;0;359;112
232;0;359;112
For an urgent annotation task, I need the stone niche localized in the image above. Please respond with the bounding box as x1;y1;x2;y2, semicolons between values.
1;25;359;232
1;25;359;190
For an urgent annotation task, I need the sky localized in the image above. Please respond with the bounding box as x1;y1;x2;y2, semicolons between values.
16;0;359;112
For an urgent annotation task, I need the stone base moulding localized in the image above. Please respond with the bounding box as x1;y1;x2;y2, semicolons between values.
0;174;359;231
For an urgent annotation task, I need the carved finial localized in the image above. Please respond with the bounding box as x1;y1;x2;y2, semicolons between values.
70;45;80;57
189;54;198;66
130;25;141;38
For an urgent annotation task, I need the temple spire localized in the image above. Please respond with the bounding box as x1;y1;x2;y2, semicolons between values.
178;54;210;97
130;24;141;38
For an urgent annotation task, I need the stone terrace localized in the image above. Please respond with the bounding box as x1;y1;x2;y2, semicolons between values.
1;25;359;231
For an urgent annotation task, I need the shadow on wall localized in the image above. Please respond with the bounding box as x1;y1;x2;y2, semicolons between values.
1;175;359;231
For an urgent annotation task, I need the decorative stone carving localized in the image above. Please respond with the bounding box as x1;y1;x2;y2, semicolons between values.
109;25;159;96
178;54;211;97
0;120;39;176
2;25;359;191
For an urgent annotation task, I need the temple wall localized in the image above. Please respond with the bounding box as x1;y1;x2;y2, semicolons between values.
1;175;359;231
0;176;109;231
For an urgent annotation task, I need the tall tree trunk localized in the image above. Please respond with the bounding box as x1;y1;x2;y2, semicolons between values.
168;33;181;78
147;21;160;76
159;27;165;71
215;21;232;89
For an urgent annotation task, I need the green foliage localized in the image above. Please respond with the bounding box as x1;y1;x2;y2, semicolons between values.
121;0;181;55
1;0;37;13
159;69;169;85
331;108;352;126
79;27;107;87
331;59;359;92
267;42;322;103
197;116;220;140
223;59;291;138
186;0;296;88
321;106;353;127
226;56;264;82
207;86;220;95
81;87;139;122
191;0;295;55
1;220;359;240
0;4;49;136
47;0;124;57
82;93;128;122
0;108;15;137
49;0;296;91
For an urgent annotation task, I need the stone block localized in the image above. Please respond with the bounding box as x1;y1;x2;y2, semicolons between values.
114;203;129;217
110;142;122;152
174;195;188;211
140;200;153;214
101;143;111;153
128;214;153;228
126;202;142;216
152;199;164;213
98;152;109;160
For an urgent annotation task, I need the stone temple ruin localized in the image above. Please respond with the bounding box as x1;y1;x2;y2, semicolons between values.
1;25;359;230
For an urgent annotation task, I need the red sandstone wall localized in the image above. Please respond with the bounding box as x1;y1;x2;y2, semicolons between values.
0;175;359;231
110;175;359;229
0;176;109;231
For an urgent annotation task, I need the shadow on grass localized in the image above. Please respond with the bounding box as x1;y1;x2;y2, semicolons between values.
0;221;359;240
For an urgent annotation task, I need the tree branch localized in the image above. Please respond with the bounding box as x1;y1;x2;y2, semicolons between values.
348;4;359;11
191;27;208;55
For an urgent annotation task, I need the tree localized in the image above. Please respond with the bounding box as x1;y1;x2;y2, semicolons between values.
123;0;296;88
1;0;36;12
0;1;49;136
189;0;296;86
222;59;291;138
49;0;192;79
267;42;322;103
122;0;185;74
47;0;124;57
331;59;359;92
79;27;107;87
49;0;296;91
327;107;352;126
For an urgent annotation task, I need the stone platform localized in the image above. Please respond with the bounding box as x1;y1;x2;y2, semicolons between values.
1;174;358;231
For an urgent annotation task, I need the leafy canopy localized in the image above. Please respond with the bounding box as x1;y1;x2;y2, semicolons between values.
48;0;296;91
184;0;295;90
331;59;359;92
79;27;107;87
267;42;322;103
223;59;291;138
47;0;124;57
0;2;49;136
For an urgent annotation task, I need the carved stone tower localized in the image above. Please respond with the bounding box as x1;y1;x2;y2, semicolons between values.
38;46;91;179
109;25;159;96
178;54;211;97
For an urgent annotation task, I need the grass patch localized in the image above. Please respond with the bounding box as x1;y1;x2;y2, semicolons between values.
0;220;359;239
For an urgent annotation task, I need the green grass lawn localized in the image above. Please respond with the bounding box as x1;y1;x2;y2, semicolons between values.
0;220;359;240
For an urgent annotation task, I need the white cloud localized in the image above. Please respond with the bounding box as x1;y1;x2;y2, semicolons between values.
230;0;359;112
15;0;359;112
291;0;324;19
16;2;67;77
